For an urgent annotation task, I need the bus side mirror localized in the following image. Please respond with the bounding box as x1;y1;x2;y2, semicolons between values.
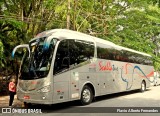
12;44;30;58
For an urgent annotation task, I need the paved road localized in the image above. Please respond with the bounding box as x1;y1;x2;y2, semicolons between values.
1;86;160;116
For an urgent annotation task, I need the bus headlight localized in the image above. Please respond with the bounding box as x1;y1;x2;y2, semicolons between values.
37;85;50;93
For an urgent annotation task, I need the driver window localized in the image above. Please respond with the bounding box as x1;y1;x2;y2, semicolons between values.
53;40;69;75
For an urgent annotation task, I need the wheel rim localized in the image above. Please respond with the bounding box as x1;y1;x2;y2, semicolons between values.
82;89;91;103
142;82;145;91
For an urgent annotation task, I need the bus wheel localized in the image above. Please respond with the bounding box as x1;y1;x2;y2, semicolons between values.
80;85;93;105
140;81;146;92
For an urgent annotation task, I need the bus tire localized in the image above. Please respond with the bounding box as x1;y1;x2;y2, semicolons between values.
80;85;93;105
140;81;146;92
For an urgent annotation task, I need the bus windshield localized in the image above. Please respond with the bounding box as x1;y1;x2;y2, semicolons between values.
20;37;57;80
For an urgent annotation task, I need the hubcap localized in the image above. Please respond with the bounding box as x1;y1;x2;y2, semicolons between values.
82;89;91;102
142;82;145;90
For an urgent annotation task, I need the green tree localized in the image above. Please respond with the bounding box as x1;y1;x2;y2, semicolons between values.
1;0;160;72
0;41;4;68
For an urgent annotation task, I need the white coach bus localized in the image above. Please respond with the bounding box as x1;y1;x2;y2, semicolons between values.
12;29;154;105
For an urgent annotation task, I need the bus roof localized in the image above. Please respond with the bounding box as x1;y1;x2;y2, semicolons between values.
32;29;151;57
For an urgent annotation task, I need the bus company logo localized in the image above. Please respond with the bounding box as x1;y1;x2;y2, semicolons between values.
99;61;112;71
24;81;30;88
99;61;118;71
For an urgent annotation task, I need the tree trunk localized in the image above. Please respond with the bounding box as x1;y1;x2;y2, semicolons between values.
67;0;70;29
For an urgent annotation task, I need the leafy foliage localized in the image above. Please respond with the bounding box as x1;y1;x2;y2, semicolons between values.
0;40;4;67
0;0;160;72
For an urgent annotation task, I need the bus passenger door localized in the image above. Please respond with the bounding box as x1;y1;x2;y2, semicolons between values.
53;40;70;103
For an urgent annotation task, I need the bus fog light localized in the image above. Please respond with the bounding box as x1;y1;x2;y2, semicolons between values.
37;85;50;93
42;96;46;99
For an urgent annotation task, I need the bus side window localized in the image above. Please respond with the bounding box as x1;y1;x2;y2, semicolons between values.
69;40;94;67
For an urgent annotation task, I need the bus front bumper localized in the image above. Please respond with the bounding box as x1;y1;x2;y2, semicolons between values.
17;92;53;105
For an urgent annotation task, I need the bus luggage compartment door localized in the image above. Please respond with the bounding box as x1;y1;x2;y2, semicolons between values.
53;81;69;102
